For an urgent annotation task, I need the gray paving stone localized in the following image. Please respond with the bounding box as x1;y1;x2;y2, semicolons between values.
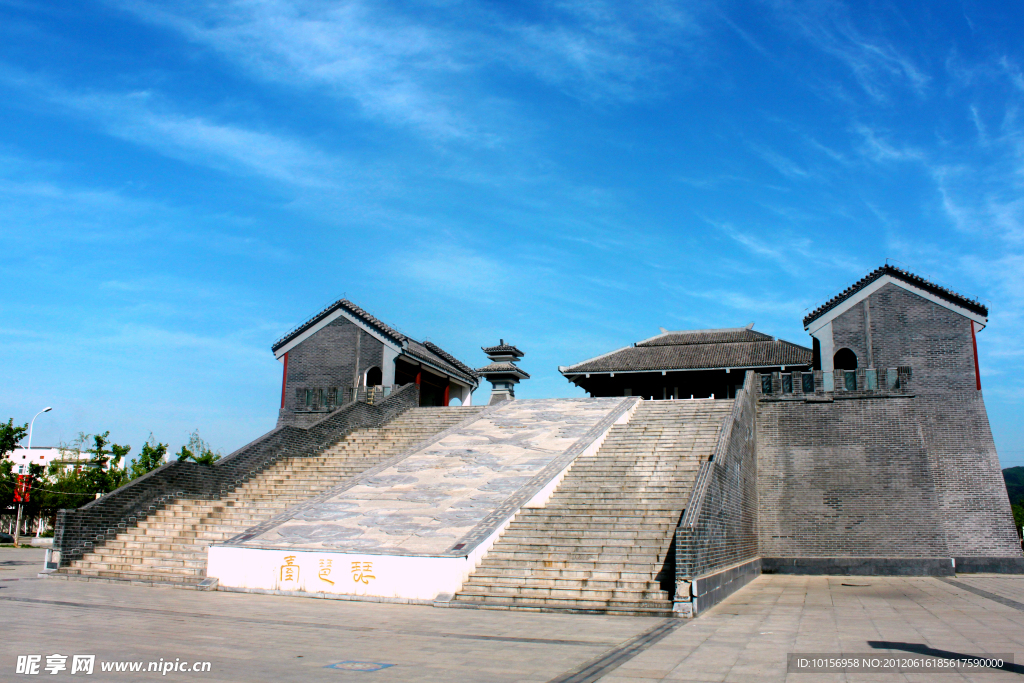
7;550;1024;682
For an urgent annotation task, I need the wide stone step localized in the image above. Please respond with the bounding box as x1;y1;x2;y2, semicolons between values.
450;591;673;612
57;568;205;585
479;552;669;567
457;584;668;603
510;522;677;532
499;529;671;541
464;574;663;593
542;503;686;510
471;566;662;582
73;559;205;575
91;547;205;562
483;546;669;562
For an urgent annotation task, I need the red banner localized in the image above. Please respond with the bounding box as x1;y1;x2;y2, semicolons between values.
13;475;30;503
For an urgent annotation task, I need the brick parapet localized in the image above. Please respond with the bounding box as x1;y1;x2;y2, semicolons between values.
756;368;912;399
53;384;420;567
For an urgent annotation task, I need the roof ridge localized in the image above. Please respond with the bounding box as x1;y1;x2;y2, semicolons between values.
803;265;987;327
634;326;753;346
271;298;407;352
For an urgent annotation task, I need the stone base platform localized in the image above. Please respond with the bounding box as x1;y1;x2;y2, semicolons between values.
208;397;639;601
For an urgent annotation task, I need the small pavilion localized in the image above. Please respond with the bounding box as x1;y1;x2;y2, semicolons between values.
477;340;529;404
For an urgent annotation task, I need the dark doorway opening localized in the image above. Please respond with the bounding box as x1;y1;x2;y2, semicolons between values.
365;366;383;387
833;348;858;370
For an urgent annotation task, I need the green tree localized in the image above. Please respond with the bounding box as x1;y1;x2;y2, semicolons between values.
0;459;15;521
131;436;168;479
0;418;28;458
86;432;111;467
1;421;29;539
74;431;132;496
175;429;220;466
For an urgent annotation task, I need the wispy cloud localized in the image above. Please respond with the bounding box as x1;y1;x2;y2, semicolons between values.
387;242;510;304
853;123;924;163
115;0;706;142
749;143;809;178
711;221;866;278
0;65;343;188
771;0;929;101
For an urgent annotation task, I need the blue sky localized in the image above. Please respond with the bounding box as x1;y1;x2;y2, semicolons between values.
2;0;1024;467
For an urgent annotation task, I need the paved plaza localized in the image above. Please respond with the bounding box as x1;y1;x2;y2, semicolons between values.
2;548;1023;682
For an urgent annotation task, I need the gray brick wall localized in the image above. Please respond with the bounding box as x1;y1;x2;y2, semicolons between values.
279;316;387;427
676;371;759;580
53;384;420;567
831;283;1019;557
757;394;950;558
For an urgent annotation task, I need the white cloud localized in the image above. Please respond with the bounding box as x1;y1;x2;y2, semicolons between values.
749;143;809;179
70;91;341;188
387;243;509;304
0;65;344;188
853;123;924;163
712;221;866;278
771;0;929;101
115;0;706;141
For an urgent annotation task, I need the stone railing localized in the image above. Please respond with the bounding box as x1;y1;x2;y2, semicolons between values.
51;383;420;568
757;367;912;399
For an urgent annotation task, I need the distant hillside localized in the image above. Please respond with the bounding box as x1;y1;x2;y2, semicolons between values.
1005;467;1024;506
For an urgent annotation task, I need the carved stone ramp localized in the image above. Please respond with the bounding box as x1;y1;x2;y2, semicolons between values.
208;397;639;601
451;399;733;617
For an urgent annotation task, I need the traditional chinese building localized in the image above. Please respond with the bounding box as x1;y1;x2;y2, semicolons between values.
52;264;1023;617
271;299;479;426
558;325;811;400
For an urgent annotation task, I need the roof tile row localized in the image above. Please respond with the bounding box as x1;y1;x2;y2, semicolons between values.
562;339;811;374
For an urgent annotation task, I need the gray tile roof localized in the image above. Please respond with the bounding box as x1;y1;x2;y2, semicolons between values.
272;298;477;386
421;341;480;383
561;331;811;374
476;361;531;379
482;341;524;357
403;340;480;386
803;265;988;327
636;328;774;347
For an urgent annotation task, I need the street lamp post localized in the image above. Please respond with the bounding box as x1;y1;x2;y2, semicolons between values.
14;407;52;546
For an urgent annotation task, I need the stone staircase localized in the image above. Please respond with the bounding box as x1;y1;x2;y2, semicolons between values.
57;406;483;587
451;399;732;616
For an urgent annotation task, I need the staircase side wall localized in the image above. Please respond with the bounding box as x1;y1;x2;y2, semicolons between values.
675;371;759;586
53;384;420;567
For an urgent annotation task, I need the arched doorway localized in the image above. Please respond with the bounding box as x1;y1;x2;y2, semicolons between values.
833;348;858;370
365;366;383;387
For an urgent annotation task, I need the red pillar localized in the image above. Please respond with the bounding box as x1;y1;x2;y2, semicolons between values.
415;371;422;385
443;384;450;406
280;352;289;409
971;321;982;391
